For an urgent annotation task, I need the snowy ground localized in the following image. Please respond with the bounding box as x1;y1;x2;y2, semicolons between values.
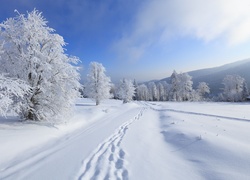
1;99;250;180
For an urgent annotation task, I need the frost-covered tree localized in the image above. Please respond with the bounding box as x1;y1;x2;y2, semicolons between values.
156;82;164;101
0;9;81;121
133;79;138;100
85;62;111;105
242;81;249;101
196;82;210;101
117;79;135;103
148;82;158;101
169;71;193;101
137;84;149;101
0;74;30;116
178;72;193;101
222;75;245;102
169;70;179;101
162;81;171;101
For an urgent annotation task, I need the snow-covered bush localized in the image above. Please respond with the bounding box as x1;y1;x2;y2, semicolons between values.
117;79;135;103
0;9;81;121
0;74;30;116
84;62;111;105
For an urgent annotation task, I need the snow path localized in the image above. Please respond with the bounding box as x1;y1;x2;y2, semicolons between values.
77;107;146;180
0;101;144;180
149;106;250;122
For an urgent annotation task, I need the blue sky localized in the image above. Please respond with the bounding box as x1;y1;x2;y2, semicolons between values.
1;0;250;82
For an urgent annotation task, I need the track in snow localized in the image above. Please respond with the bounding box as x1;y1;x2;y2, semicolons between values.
146;103;250;122
77;107;146;180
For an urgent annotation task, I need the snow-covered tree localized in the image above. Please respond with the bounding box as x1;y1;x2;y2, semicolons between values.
169;70;179;101
169;71;193;101
0;74;30;116
85;62;111;105
196;82;210;101
0;9;81;121
242;81;249;101
161;81;171;101
222;75;245;102
133;79;138;100
156;82;164;101
137;84;149;101
117;79;135;103
178;72;193;101
148;82;158;101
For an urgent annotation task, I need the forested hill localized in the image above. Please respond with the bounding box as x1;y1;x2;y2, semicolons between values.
160;58;250;95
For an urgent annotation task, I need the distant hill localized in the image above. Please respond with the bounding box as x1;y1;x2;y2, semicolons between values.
160;58;250;95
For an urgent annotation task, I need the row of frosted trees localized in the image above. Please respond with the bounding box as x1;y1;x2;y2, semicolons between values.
83;62;136;105
136;72;249;102
136;71;210;102
83;62;249;105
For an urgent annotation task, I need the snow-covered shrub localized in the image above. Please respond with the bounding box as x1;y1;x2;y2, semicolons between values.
0;9;81;121
84;62;111;105
0;74;30;116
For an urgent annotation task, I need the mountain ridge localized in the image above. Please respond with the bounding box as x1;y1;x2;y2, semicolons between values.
158;58;250;95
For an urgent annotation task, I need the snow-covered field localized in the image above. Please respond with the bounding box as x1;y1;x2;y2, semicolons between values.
1;99;250;180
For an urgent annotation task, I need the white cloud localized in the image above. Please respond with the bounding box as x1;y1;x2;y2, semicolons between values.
114;0;250;61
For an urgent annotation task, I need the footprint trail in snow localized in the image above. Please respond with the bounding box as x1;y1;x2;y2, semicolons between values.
77;107;146;180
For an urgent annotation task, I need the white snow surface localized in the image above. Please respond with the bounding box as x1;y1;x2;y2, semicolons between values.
1;99;250;180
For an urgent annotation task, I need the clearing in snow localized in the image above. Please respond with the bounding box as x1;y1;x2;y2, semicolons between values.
0;99;250;180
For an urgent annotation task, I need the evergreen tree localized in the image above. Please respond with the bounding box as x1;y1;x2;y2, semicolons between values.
133;79;138;100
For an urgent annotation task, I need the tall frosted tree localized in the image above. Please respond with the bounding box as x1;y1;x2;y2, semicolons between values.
137;84;149;101
0;9;81;121
169;70;179;101
148;82;158;101
133;79;138;100
222;75;245;102
117;79;135;103
169;71;193;101
242;81;249;100
85;62;111;105
196;82;210;101
162;81;171;101
156;82;164;101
